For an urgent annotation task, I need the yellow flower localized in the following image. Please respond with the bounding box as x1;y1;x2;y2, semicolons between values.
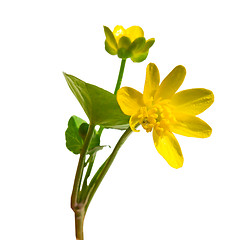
117;63;214;169
104;25;155;62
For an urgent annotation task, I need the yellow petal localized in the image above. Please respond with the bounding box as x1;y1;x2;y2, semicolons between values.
113;25;126;42
153;129;184;169
170;112;212;138
154;65;186;101
129;113;140;132
125;26;144;42
117;87;144;116
170;88;214;115
143;63;160;104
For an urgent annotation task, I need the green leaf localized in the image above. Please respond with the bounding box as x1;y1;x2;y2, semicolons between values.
65;116;102;155
79;122;100;150
63;73;130;130
65;115;86;154
78;122;89;139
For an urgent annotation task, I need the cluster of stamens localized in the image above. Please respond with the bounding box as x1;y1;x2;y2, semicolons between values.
136;104;176;136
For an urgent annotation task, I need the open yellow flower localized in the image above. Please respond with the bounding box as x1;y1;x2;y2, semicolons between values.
117;63;214;169
104;25;155;62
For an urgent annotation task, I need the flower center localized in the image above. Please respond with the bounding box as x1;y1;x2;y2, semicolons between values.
137;103;176;136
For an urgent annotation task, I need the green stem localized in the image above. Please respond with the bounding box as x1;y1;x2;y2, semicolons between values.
71;123;95;210
97;59;127;136
84;127;133;212
114;59;126;95
75;211;85;240
79;152;96;202
73;59;128;239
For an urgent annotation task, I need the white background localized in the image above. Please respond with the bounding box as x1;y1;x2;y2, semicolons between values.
1;0;251;239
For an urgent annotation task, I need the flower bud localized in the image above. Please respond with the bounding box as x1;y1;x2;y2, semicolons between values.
104;25;155;62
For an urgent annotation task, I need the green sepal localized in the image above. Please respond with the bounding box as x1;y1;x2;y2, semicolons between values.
103;26;118;51
130;38;155;62
105;40;117;55
117;48;132;59
117;36;132;59
118;36;131;49
131;38;155;62
143;38;155;51
131;51;149;63
64;73;130;129
129;37;146;53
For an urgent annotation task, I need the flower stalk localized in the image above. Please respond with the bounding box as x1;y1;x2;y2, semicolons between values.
73;127;132;240
114;59;126;95
97;58;127;136
84;126;132;212
71;123;95;210
75;210;85;240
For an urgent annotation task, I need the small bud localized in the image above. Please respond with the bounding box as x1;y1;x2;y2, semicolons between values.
104;25;155;62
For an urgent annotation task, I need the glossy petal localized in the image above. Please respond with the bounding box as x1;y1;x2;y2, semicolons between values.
113;25;126;42
170;112;212;138
103;26;118;52
143;63;160;104
170;88;214;115
126;26;144;42
117;87;144;116
153;129;184;169
154;65;186;101
129;113;140;132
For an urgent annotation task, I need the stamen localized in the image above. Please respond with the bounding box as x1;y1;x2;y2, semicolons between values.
138;102;175;135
